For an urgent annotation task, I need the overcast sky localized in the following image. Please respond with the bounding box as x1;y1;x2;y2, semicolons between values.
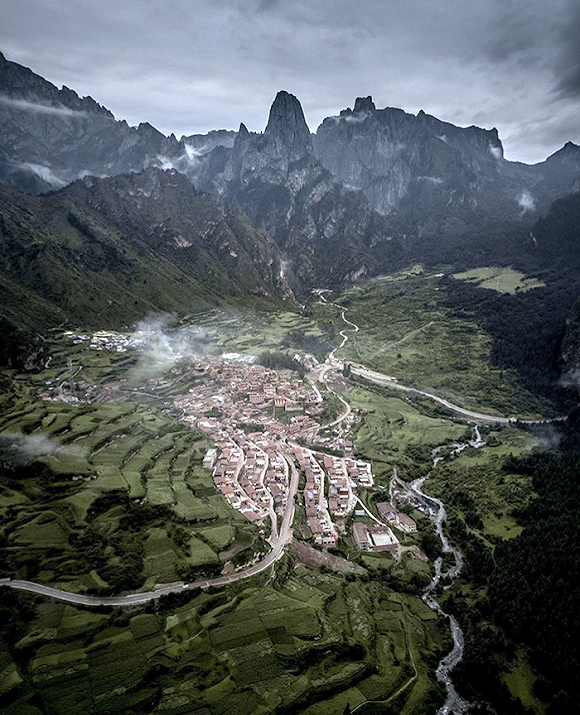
1;0;579;163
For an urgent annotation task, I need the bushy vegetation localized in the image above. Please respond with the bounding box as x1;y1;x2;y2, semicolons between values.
489;427;580;713
443;273;580;410
258;349;305;376
425;415;580;714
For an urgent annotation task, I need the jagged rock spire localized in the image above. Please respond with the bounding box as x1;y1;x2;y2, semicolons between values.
264;90;312;151
354;96;376;113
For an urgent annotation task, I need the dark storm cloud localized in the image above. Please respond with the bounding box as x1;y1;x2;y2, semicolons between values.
555;1;580;99
0;0;578;163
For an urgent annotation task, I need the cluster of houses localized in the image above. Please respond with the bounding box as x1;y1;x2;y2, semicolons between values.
323;455;353;516
172;357;351;531
295;448;338;546
322;455;375;517
376;502;417;533
64;330;143;353
211;440;267;523
84;350;376;548
203;432;291;525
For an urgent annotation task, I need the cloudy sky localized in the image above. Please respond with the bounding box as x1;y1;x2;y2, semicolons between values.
1;0;579;163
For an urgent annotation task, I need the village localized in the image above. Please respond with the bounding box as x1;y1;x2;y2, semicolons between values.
59;330;422;558
170;356;390;547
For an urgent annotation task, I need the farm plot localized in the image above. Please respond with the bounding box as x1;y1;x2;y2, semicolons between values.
0;390;260;592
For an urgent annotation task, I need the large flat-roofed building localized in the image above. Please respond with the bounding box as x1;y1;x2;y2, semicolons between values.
352;522;371;550
397;513;417;532
371;530;397;548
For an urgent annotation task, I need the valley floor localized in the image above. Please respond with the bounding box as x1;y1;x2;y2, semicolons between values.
0;265;554;714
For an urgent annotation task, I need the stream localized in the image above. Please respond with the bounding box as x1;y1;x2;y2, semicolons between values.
409;427;486;714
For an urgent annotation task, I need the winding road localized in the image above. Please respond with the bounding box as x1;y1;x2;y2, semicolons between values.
0;458;300;607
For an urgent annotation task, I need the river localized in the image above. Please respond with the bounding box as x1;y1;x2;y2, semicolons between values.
409;427;486;714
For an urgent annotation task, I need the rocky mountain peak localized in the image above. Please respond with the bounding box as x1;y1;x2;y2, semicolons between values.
354;96;376;113
545;141;580;167
561;141;580;156
264;90;311;150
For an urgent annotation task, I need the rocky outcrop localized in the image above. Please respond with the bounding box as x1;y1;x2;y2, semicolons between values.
197;91;402;284
2;52;580;276
313;97;580;251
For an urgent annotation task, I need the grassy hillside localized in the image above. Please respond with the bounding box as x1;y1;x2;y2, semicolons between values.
0;168;291;333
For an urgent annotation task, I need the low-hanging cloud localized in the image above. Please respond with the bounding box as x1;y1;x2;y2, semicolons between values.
0;94;86;117
0;432;60;466
517;190;536;213
17;161;68;187
126;314;215;385
417;175;443;184
560;368;580;392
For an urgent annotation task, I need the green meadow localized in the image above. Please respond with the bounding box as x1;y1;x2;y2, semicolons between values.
452;266;545;294
331;270;551;418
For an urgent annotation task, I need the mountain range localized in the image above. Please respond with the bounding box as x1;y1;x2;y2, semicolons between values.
1;49;580;333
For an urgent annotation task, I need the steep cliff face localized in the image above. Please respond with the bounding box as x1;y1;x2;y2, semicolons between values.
2;52;580;278
313;97;580;249
197;91;402;284
314;96;505;216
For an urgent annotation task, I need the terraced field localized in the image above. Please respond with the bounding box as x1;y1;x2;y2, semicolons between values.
187;307;333;359
1;566;450;715
0;396;262;593
347;384;468;480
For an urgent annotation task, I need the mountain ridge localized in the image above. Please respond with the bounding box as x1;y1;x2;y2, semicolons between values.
0;166;293;332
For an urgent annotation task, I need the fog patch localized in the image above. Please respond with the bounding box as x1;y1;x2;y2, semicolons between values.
517;190;536;213
183;142;206;159
343;111;371;124
279;259;290;279
0;433;59;466
126;314;213;385
526;423;562;452
17;162;68;187
560;368;580;393
153;145;204;178
417;175;443;184
489;144;503;161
